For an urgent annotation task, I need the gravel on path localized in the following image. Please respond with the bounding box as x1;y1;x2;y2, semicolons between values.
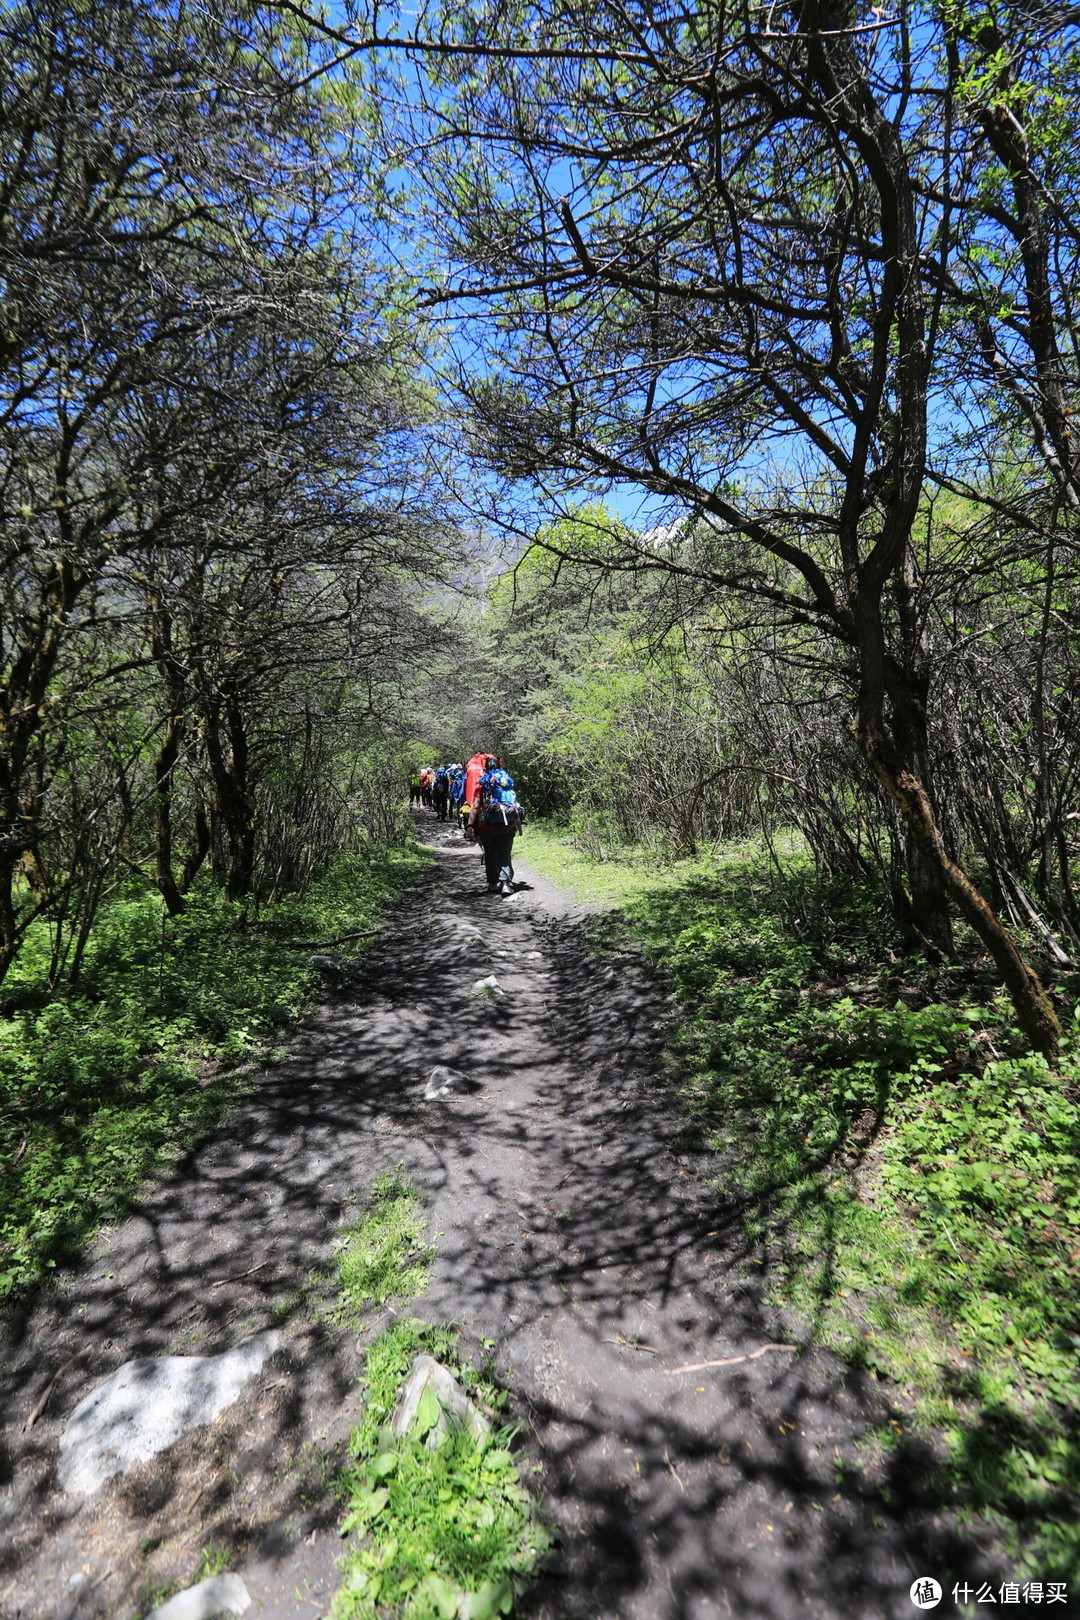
0;817;999;1620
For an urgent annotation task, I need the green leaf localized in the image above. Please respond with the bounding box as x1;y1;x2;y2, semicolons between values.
424;1572;461;1619
412;1382;441;1437
341;1484;390;1533
465;1578;514;1618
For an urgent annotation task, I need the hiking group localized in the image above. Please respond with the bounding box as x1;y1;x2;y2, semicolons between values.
410;754;526;898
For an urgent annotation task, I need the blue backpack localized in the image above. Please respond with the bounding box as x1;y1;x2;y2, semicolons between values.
478;768;524;827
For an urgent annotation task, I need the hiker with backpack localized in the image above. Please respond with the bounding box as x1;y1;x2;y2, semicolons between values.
449;764;467;824
470;760;526;896
431;765;450;821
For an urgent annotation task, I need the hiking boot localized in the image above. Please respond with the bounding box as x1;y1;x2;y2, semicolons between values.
499;881;513;897
487;883;499;894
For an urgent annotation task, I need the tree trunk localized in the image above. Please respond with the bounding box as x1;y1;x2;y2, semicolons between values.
890;535;953;953
857;718;1061;1059
904;838;952;956
151;605;187;915
0;559;84;983
181;801;211;892
891;693;953;957
201;699;256;901
0;856;19;985
154;716;187;916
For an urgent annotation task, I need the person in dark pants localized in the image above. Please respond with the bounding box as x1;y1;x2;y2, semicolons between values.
471;761;523;896
431;766;450;820
476;823;517;895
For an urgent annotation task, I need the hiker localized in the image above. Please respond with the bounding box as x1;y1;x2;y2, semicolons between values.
419;766;435;807
431;765;450;821
449;765;467;824
471;760;526;896
409;771;422;807
463;751;491;813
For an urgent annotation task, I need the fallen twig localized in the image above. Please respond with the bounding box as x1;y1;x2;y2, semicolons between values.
282;929;380;950
0;1134;27;1174
604;1336;661;1356
25;1347;88;1430
665;1344;797;1374
210;1259;272;1289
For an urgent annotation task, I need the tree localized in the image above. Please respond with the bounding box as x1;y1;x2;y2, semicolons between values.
0;0;450;975
324;0;1067;1054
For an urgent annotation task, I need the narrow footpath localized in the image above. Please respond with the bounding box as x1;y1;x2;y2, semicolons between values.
0;821;998;1620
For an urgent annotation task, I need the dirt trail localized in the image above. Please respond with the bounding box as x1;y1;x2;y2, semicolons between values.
0;822;997;1619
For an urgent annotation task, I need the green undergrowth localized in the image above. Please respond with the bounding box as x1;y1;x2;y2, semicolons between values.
0;843;431;1300
538;826;1080;1579
336;1164;435;1314
331;1177;550;1620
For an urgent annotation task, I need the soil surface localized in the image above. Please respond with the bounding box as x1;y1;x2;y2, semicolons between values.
0;819;1001;1620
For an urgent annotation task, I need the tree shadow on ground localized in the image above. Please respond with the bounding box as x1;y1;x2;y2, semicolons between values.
0;836;1009;1618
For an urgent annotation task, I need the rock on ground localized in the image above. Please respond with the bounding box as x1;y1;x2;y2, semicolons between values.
424;1064;473;1099
471;974;504;996
391;1354;491;1448
144;1572;251;1620
58;1331;281;1497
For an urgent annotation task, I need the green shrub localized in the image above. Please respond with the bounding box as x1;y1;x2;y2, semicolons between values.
335;1319;550;1620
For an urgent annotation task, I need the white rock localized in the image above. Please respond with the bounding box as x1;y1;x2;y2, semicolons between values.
58;1331;281;1497
471;975;504;996
144;1573;251;1620
424;1065;472;1100
391;1354;491;1449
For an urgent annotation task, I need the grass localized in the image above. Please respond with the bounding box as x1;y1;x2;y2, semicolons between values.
336;1164;435;1314
529;822;1080;1581
0;843;432;1300
516;819;715;907
330;1175;550;1620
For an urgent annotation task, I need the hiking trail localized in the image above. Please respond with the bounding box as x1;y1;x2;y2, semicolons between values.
0;821;999;1620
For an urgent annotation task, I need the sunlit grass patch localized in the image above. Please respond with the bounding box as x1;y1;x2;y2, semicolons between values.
517;819;731;908
336;1164;434;1315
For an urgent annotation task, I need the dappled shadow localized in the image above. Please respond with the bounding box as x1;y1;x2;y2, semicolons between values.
0;820;1005;1618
